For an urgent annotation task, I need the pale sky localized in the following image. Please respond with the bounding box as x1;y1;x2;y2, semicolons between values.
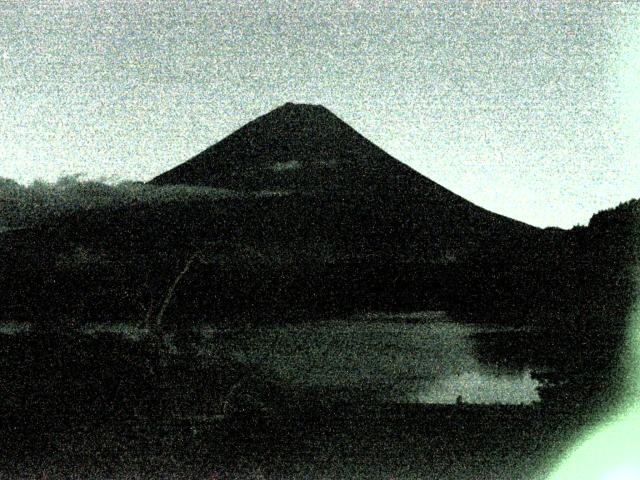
1;0;639;228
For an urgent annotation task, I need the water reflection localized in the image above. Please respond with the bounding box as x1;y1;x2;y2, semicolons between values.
2;313;542;406
230;313;541;405
0;322;31;334
414;369;540;405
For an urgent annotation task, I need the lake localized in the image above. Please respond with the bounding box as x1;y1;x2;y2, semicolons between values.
201;311;540;405
1;312;540;406
1;313;596;479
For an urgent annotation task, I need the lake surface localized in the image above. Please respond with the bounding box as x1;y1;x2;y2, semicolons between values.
1;314;591;479
203;311;541;405
1;312;540;405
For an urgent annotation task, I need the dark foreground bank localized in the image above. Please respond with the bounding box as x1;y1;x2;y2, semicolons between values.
1;402;594;480
0;324;625;479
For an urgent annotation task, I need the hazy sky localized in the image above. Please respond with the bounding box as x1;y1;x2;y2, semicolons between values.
1;1;639;228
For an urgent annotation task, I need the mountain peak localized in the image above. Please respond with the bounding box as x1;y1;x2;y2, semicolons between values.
281;101;321;109
278;102;329;112
265;102;338;123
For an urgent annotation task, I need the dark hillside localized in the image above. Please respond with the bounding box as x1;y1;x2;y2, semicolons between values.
473;199;640;411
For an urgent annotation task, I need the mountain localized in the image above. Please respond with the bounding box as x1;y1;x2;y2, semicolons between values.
150;102;540;260
1;103;553;327
150;103;519;220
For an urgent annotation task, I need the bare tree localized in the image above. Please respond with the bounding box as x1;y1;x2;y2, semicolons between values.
143;244;220;354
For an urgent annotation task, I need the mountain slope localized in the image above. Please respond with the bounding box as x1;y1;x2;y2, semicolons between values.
151;103;527;221
150;102;539;260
